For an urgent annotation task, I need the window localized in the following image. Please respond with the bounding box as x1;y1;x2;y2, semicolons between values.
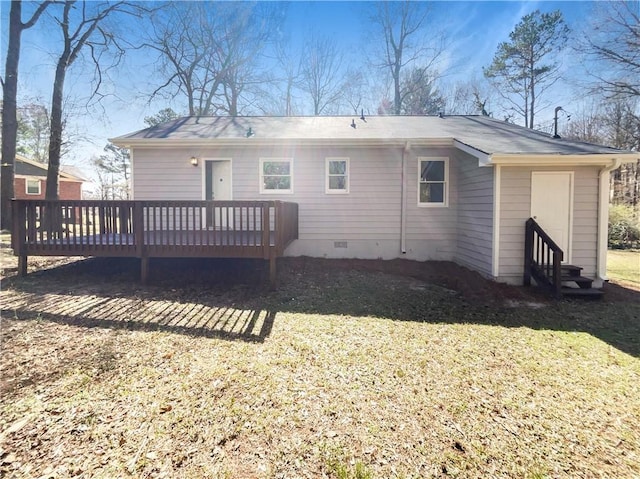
26;178;41;195
326;158;349;194
260;158;292;194
418;158;448;206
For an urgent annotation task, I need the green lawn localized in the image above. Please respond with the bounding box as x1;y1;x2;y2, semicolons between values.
1;258;639;478
608;249;640;287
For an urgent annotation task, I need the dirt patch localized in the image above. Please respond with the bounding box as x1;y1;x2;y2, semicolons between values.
3;250;639;306
282;256;551;305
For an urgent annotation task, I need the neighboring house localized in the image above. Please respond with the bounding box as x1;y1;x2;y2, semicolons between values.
110;115;639;287
14;154;86;200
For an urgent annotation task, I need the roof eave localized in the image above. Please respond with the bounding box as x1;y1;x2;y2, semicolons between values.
452;140;491;166
489;153;640;166
108;137;456;149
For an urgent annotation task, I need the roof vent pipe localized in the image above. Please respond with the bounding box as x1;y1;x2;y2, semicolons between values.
553;106;563;139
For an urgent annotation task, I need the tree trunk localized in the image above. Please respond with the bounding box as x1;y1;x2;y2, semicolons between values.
45;58;68;200
393;64;402;115
0;1;23;231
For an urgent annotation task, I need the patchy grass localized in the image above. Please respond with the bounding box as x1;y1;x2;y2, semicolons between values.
608;249;640;288
1;258;639;478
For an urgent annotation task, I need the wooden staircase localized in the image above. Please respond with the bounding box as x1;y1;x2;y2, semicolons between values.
559;264;604;298
524;218;603;299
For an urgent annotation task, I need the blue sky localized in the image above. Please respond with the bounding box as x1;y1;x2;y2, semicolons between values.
2;1;598;175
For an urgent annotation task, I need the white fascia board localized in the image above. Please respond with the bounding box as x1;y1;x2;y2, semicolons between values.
452;139;492;166
109;137;455;149
489;153;640;166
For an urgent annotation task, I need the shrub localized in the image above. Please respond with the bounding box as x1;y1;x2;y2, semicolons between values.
609;204;640;248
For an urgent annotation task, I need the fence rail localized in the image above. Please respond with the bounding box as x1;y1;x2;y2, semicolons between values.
11;199;299;286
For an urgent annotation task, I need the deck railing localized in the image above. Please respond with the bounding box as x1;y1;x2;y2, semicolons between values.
524;217;563;297
11;199;299;285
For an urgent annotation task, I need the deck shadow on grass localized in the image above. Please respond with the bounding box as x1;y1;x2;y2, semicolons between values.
2;258;275;342
2;256;639;356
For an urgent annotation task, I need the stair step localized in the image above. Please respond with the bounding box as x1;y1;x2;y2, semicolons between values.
561;275;594;288
561;265;583;277
561;287;604;298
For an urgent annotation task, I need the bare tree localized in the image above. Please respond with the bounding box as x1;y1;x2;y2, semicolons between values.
1;0;54;230
580;1;640;103
45;0;148;202
260;38;303;116
562;102;606;145
17;102;51;163
146;2;280;116
563;97;640;206
342;66;369;115
92;142;130;200
444;78;493;116
484;10;570;128
367;1;446;115
300;35;345;115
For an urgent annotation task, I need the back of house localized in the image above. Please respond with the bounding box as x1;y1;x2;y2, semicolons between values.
112;115;638;287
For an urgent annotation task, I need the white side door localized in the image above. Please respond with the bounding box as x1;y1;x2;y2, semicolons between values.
204;159;232;228
530;171;573;263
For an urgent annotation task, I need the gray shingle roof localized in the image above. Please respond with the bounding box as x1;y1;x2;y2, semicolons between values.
112;115;634;157
15;156;87;181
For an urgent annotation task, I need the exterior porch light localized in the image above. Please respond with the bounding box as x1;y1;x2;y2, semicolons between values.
190;156;199;167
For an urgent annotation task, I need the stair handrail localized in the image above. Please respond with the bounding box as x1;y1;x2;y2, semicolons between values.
524;217;564;297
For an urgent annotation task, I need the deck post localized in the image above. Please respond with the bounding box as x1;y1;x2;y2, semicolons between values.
12;201;28;277
18;255;28;276
269;253;277;289
140;257;149;285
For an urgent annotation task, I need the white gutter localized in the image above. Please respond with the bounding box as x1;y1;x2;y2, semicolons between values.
596;158;622;285
400;142;410;254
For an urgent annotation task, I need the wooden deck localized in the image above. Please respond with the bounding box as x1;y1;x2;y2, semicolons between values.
11;200;299;286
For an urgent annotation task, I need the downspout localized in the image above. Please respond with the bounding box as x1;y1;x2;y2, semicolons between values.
596;158;622;285
400;141;410;254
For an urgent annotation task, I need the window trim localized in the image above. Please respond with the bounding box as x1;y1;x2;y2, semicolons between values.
259;158;293;194
325;157;349;194
25;177;41;195
417;157;449;207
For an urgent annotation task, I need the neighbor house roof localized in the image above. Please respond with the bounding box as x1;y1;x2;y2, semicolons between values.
111;115;639;165
15;155;87;182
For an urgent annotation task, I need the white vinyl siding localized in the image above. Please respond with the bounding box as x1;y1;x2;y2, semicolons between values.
260;158;293;194
498;166;599;284
454;150;493;277
131;145;477;263
130;149;203;200
405;148;457;260
418;157;448;207
26;178;41;195
326;158;349;194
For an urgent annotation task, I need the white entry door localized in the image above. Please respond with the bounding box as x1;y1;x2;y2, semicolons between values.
531;171;573;263
204;160;232;228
